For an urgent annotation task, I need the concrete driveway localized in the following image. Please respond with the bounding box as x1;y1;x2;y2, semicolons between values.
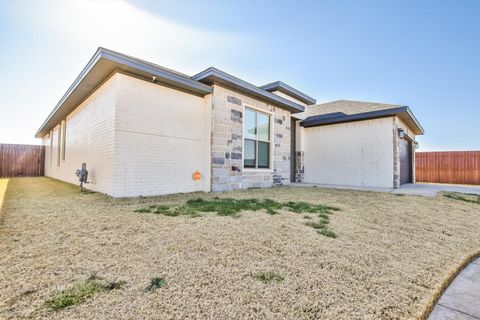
293;182;480;197
394;183;480;197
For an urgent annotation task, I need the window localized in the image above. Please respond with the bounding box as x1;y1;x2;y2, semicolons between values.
57;126;61;166
244;108;271;169
50;131;53;167
61;120;66;161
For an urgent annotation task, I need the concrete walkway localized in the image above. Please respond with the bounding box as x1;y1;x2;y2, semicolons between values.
292;182;480;197
428;258;480;320
395;183;480;197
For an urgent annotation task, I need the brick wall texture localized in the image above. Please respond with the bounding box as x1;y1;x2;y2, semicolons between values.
44;73;211;197
43;74;117;193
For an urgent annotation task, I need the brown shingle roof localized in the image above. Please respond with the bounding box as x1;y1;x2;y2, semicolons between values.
299;99;424;135
306;99;405;117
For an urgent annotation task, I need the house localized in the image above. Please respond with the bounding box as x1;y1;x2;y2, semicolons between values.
35;48;424;197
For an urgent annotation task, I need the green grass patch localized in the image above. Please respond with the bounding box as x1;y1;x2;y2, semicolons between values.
317;228;337;238
251;271;284;284
283;201;336;213
305;220;329;229
305;215;336;238
443;192;480;204
44;275;124;312
144;277;167;293
134;198;340;237
318;212;330;220
184;198;284;216
153;205;171;214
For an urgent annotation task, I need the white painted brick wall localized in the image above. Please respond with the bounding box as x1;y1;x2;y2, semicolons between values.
112;73;211;197
43;73;211;197
303;117;395;188
43;75;117;193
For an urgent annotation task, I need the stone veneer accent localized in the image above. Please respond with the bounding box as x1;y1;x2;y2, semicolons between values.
411;142;416;184
211;84;291;192
393;117;417;187
295;151;304;182
393;118;401;188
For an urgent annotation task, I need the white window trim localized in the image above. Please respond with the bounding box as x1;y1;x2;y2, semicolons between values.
57;125;61;167
49;130;53;167
61;120;67;161
241;105;274;172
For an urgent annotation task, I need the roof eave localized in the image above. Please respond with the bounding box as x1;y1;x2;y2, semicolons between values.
301;106;424;135
260;81;317;105
101;49;212;95
35;48;213;138
193;68;305;113
404;106;425;135
35;48;104;138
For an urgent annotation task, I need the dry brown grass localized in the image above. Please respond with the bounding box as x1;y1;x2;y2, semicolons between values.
0;177;479;320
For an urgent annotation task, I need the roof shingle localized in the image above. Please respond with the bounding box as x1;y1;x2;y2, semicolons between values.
305;99;405;117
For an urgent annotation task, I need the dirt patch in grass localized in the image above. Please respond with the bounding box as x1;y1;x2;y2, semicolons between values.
1;177;480;319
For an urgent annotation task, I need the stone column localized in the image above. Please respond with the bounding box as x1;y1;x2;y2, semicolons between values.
295;151;305;182
411;141;416;184
392;118;400;188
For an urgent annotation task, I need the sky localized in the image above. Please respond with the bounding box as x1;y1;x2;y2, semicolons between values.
0;0;479;151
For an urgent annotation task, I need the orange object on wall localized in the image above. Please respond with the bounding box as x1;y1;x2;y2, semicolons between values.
193;171;202;181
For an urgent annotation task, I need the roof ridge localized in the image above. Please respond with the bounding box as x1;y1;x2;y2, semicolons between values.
312;99;405;107
259;80;316;105
99;47;192;79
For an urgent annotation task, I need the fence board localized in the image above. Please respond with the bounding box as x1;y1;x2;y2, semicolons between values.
416;151;480;185
0;144;45;178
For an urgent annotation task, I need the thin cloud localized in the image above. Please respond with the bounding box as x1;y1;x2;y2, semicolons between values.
11;0;254;73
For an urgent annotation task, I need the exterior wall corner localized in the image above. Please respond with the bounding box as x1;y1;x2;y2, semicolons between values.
393;117;401;188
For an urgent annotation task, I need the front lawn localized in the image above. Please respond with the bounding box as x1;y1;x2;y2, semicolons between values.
0;177;479;319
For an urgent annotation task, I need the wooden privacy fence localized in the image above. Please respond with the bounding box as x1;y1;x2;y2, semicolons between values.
416;151;480;185
0;144;45;178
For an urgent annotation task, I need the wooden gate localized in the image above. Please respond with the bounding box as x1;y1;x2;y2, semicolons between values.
416;151;480;185
0;144;45;177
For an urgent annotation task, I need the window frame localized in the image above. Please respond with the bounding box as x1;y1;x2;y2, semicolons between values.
49;131;53;167
242;106;273;170
61;120;67;161
57;125;61;167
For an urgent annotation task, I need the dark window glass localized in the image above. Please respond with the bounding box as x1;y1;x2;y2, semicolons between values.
258;141;269;168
